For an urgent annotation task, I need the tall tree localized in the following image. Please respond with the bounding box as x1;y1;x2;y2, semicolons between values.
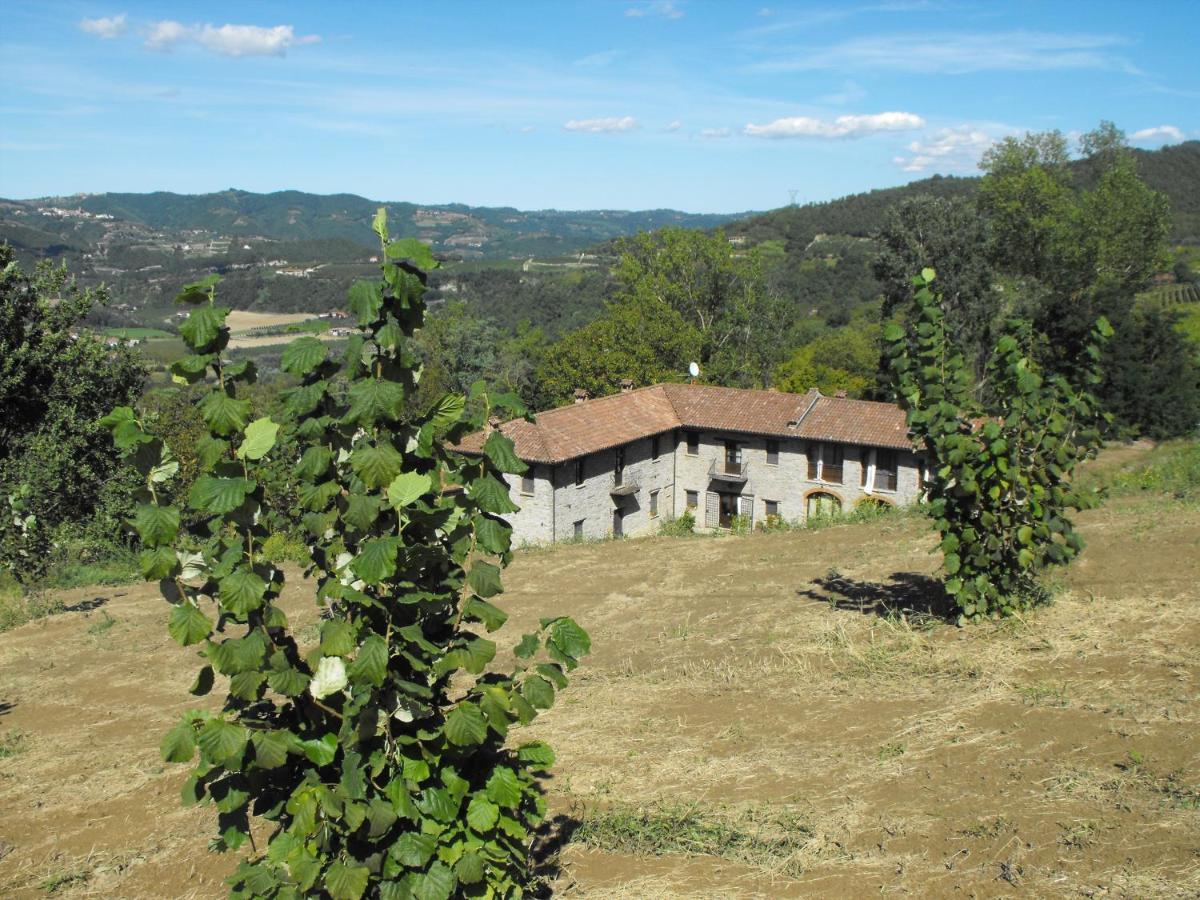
873;195;1000;382
0;247;145;580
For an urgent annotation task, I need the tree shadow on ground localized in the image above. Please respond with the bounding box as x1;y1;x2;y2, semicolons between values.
528;813;582;897
61;596;108;613
0;701;13;717
799;570;956;622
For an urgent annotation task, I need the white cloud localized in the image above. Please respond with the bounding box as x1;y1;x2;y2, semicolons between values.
893;125;999;172
573;50;622;68
564;116;638;133
145;21;319;57
80;14;127;39
698;127;731;139
665;120;682;132
753;31;1137;75
144;20;190;50
625;1;684;19
744;111;924;139
1131;124;1185;143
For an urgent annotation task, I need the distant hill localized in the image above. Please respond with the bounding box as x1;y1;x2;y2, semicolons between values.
22;190;750;260
729;141;1200;250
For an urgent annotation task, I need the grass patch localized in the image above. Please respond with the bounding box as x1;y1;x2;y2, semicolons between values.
86;611;117;636
0;729;28;759
38;869;89;894
102;326;174;340
572;801;814;878
959;816;1013;839
1090;440;1200;501
0;588;65;633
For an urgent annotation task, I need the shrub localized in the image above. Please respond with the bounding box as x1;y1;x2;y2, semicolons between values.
104;211;590;898
658;509;696;537
884;268;1109;621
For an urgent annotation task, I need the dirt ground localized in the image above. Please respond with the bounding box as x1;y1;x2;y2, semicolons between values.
1;448;1197;898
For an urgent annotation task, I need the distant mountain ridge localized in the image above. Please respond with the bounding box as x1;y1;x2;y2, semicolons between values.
20;189;752;259
728;141;1200;250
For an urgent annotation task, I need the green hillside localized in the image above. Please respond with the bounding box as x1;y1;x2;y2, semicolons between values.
729;141;1200;251
62;189;750;258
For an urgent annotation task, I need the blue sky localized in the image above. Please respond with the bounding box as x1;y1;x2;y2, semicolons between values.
1;1;1197;212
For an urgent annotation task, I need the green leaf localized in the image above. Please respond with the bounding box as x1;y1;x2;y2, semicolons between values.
168;603;212;646
882;323;905;343
267;666;310;697
180;305;228;349
455;852;486;885
393;832;437;868
348;280;384;326
299;733;338;766
160;719;196;763
140;545;178;580
229;670;265;700
462;597;507;632
385;238;436;269
295;446;333;479
325;862;370;900
281;336;328;375
343;494;382;531
133;504;179;546
189;475;256;515
219;569;268;616
467;561;503;598
485;767;522;809
522;674;555;710
517;741;556;768
372;207;389;241
347;378;406;425
445;702;488;746
467;473;519;514
197;718;247;767
236;417;280;461
348;634;388;686
943;553;961;576
413;862;455;900
482;431;527;474
513;633;539;659
427;393;465;432
387;471;431;510
352;537;402;584
473;515;512;555
208;631;267;675
920;266;936;283
198;391;252;436
466;794;499;832
250;730;292;769
350;442;405;489
550;618;591;660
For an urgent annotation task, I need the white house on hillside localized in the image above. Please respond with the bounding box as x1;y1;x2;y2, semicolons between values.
459;383;925;545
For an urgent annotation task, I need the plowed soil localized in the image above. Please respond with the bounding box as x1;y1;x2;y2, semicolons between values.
1;448;1197;898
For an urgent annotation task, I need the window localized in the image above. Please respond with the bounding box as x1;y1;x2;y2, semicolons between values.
521;469;535;495
685;431;699;455
874;449;898;492
650;489;659;517
651;435;660;460
764;499;779;518
685;490;698;509
807;443;843;484
766;439;780;466
613;445;626;487
860;448;897;492
574;458;584;487
612;508;624;537
573;519;584;539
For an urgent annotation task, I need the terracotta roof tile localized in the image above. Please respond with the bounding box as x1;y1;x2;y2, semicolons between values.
792;396;912;450
455;383;912;464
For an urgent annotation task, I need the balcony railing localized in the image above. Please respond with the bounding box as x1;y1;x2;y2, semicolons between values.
708;458;749;483
610;471;640;496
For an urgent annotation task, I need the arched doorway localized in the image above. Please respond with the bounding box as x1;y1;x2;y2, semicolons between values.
806;490;842;520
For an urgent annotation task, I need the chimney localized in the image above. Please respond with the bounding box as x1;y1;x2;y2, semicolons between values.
486;415;502;434
834;390;848;399
620;379;634;393
573;389;590;404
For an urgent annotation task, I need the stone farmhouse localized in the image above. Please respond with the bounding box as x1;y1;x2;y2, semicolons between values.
461;382;926;545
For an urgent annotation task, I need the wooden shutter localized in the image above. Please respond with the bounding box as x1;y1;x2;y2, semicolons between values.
705;491;719;528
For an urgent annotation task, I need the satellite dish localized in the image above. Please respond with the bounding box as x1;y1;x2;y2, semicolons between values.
688;362;700;378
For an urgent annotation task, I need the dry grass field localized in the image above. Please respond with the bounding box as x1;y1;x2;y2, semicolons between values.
0;447;1197;898
223;311;316;334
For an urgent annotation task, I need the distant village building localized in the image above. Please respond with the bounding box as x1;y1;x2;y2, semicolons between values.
458;383;925;544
